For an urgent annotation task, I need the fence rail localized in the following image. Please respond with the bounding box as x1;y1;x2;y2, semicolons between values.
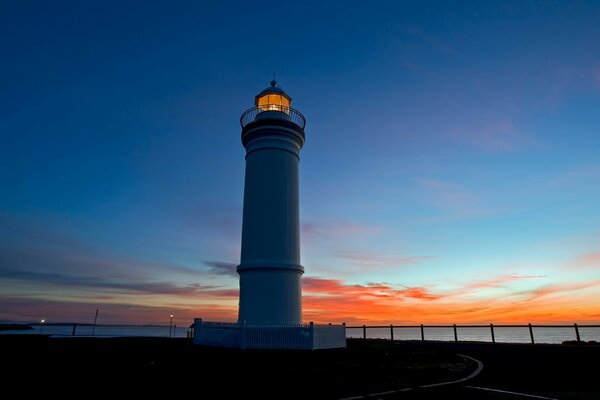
346;323;600;344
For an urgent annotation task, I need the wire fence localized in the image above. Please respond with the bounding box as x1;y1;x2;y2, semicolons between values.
5;322;600;344
345;323;600;344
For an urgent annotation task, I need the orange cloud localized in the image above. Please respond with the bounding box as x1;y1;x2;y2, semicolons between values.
572;252;600;268
457;274;545;294
301;276;600;325
302;277;447;324
400;287;441;300
303;277;440;300
526;280;600;300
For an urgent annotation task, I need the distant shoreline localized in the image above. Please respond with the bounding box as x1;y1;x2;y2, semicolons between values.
0;324;32;331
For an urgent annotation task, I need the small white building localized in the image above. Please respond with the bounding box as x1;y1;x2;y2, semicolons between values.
194;81;346;349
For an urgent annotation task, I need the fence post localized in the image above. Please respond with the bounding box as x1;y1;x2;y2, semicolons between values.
363;324;366;340
453;324;458;342
72;323;77;336
490;323;495;343
390;324;394;341
574;323;581;343
420;324;425;341
241;322;246;350
528;323;535;344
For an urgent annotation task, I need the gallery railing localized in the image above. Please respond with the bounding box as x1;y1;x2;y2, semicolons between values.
240;106;306;130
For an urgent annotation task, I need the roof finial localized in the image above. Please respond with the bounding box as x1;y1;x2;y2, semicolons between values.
271;72;277;87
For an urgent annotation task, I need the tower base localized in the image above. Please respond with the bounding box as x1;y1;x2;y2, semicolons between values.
192;319;346;350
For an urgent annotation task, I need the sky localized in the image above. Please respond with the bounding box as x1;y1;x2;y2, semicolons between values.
1;1;600;327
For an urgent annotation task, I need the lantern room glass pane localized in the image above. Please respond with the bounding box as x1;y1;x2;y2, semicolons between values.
257;95;270;109
256;93;290;113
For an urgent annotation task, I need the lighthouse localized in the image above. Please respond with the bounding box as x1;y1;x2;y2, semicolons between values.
193;81;345;349
237;79;305;325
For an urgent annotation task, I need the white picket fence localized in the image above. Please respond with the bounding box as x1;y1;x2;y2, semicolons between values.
192;319;346;350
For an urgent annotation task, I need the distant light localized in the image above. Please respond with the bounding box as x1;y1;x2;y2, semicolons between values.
41;319;45;323
170;315;173;318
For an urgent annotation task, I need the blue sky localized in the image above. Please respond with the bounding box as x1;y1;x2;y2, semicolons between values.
1;1;600;325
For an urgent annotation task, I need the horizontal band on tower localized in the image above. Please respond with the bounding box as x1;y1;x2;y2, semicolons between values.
244;136;302;160
237;263;305;274
241;123;305;149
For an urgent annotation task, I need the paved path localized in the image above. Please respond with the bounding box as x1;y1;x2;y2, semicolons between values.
353;341;600;399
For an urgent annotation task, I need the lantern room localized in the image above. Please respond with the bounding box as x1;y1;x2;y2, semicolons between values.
255;80;291;112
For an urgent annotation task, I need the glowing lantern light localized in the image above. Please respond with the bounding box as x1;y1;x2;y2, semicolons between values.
255;79;291;113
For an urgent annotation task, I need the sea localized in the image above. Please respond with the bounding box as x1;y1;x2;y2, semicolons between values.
2;324;599;344
0;324;189;338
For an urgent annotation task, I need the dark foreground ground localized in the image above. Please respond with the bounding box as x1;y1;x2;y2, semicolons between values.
385;341;600;400
2;336;599;399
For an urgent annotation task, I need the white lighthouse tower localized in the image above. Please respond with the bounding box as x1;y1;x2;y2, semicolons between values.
237;79;304;325
193;81;345;349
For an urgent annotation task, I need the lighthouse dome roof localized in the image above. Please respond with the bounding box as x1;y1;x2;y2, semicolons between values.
256;80;291;99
